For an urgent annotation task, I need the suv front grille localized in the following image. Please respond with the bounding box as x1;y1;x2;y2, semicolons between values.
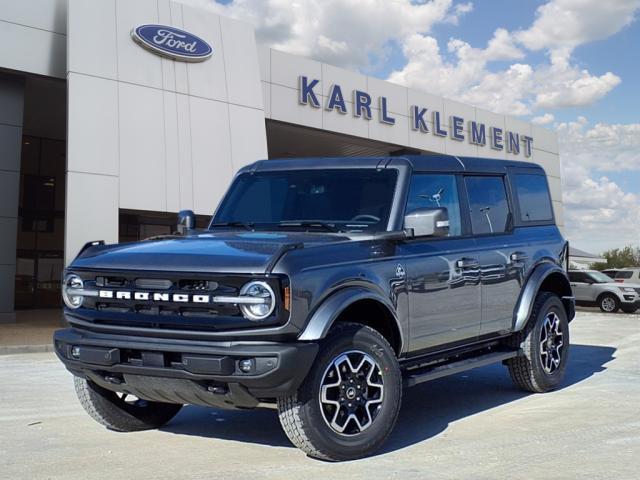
69;270;287;333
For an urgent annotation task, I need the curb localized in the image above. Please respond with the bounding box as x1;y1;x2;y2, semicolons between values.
0;344;54;356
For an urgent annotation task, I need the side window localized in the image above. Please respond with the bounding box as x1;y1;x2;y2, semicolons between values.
465;176;511;234
569;272;585;282
513;174;554;222
616;271;633;279
405;174;462;237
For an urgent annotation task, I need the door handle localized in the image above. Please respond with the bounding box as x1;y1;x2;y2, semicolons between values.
510;251;528;262
456;258;479;269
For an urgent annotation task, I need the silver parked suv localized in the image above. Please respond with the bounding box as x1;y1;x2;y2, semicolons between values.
569;270;640;313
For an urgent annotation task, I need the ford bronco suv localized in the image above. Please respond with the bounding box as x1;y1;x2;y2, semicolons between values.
54;156;575;461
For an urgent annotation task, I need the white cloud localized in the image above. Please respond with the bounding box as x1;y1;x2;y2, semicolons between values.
559;118;640;252
516;0;640;52
387;31;621;114
532;113;555;125
557;118;640;171
179;0;471;70
484;28;525;61
456;63;534;115
444;1;474;25
533;65;621;109
387;29;530;114
561;168;640;252
388;0;636;114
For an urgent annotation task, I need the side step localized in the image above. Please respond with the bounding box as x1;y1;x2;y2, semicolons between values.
404;350;519;387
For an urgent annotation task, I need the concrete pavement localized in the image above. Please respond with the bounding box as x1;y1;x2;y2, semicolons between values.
0;309;63;355
1;310;638;479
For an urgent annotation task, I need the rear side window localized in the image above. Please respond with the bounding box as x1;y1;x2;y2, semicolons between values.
569;272;587;282
616;271;633;279
465;176;511;234
513;174;553;222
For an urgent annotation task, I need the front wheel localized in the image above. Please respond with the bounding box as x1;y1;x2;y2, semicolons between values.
507;292;569;393
277;322;402;461
74;377;182;432
598;293;620;313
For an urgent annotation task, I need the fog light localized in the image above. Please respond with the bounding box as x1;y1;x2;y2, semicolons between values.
71;346;81;359
239;359;253;373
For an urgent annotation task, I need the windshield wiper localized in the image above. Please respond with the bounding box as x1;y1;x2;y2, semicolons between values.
210;221;254;231
276;221;339;233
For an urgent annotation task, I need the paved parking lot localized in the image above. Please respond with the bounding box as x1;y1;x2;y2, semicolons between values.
1;309;638;480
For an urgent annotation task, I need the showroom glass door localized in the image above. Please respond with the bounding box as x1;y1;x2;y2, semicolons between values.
14;136;66;309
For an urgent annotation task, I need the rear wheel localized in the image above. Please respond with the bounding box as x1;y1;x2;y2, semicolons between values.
277;322;402;461
598;293;620;313
74;377;182;432
507;292;569;393
621;305;638;314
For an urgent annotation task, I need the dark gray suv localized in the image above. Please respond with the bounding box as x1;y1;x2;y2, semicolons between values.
54;155;575;461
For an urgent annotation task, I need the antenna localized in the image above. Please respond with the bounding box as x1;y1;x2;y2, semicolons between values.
480;206;494;233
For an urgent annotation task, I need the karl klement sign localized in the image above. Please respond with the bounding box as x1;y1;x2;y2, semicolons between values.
298;76;534;157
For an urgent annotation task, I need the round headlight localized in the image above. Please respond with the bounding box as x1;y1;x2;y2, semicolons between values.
239;281;276;321
62;274;84;309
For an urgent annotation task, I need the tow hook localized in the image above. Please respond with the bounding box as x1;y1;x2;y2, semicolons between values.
104;375;122;385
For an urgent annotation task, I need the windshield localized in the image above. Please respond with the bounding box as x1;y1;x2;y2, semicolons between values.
212;169;398;233
588;271;614;283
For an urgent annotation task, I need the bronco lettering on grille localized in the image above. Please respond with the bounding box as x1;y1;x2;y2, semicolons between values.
98;290;213;303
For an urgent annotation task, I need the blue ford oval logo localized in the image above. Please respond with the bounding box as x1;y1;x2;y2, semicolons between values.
131;24;213;62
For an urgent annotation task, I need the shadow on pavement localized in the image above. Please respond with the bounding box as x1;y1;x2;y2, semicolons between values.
162;343;616;453
382;343;615;453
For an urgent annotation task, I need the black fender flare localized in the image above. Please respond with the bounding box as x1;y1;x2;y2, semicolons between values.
297;287;404;353
513;262;574;331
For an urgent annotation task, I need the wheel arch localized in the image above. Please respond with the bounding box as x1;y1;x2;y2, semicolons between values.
297;287;403;356
514;262;575;332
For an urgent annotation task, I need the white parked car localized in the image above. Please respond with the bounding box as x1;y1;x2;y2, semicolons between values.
569;270;640;313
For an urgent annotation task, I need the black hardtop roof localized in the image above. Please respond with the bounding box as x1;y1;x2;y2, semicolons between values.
241;154;544;175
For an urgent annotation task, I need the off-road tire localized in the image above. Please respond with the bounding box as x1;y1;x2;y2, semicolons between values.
598;293;620;313
621;305;638;314
74;377;182;432
277;322;402;461
507;292;569;393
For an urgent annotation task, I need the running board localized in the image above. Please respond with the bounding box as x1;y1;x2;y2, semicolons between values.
404;350;519;387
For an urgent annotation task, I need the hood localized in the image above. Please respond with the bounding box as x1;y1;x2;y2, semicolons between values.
69;231;351;274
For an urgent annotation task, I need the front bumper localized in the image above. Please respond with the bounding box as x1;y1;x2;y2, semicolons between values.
54;328;318;409
621;295;640;305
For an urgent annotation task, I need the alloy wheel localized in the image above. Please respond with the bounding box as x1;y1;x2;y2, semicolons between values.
601;296;617;312
539;312;564;374
319;350;384;436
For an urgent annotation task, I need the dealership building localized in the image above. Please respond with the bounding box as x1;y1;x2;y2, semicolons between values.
0;0;562;321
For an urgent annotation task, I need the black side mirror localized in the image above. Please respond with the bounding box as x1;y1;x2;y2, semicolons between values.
177;210;196;235
404;207;449;237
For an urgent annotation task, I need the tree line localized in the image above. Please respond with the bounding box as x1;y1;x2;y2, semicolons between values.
591;246;640;271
